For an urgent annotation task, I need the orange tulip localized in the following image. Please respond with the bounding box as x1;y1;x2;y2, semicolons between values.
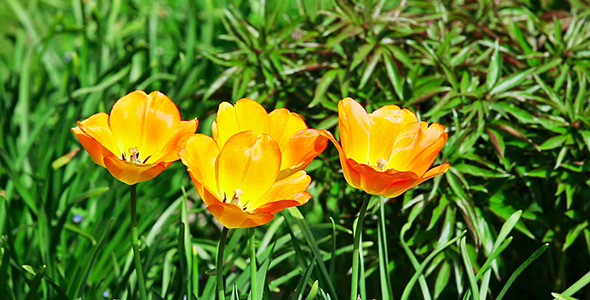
179;131;312;228
325;97;450;198
212;98;328;179
72;90;198;185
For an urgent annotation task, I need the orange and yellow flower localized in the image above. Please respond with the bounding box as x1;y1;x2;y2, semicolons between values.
72;90;198;185
325;97;450;197
212;98;328;179
179;131;312;228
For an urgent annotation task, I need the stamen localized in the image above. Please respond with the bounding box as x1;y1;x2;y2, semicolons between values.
121;153;126;160
143;155;152;164
377;158;387;171
230;189;243;205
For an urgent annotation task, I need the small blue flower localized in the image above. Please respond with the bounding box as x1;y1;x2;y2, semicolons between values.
72;214;83;224
102;290;110;298
64;52;73;63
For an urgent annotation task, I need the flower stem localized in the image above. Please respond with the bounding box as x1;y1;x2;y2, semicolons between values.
130;184;147;300
378;196;393;299
350;195;371;300
217;226;229;300
249;228;258;300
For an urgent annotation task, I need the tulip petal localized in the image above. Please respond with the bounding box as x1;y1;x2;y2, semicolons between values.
152;119;199;163
109;91;181;161
405;123;448;176
207;203;274;228
380;179;418;198
268;108;307;150
387;122;427;172
339;98;370;163
212;102;238;145
248;170;311;211
368;105;418;166
322;131;363;190
234;98;271;134
278;129;328;179
72;127;109;167
254;198;309;214
186;173;221;207
421;163;451;179
382;163;450;198
348;159;418;196
103;155;170;185
214;98;270;147
76;113;120;157
216;131;281;208
388;122;448;176
179;134;221;206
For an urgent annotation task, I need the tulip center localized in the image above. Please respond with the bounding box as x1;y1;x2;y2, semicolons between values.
121;147;151;164
377;158;388;171
224;189;249;210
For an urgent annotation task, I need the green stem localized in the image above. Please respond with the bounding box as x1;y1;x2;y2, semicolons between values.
378;196;393;299
249;228;258;300
217;227;229;300
350;195;371;300
130;184;147;300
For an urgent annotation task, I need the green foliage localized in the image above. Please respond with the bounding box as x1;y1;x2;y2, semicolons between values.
1;0;590;299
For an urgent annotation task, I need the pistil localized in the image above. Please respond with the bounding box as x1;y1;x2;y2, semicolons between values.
377;158;387;171
129;147;140;164
121;147;150;164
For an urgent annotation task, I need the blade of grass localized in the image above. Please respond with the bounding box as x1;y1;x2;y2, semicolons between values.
255;241;274;300
70;218;113;299
217;227;230;300
400;222;432;300
496;243;549;300
350;195;371;300
556;270;590;298
181;187;193;298
489;67;535;95
304;280;320;300
479;270;491;300
329;217;337;283
294;257;316;300
400;231;466;300
286;207;338;299
25;265;46;299
249;228;258;300
460;237;479;300
384;54;405;101
485;40;501;91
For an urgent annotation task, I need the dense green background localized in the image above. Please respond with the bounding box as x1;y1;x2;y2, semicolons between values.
1;0;590;299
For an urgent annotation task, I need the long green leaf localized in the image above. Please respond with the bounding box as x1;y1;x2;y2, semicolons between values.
496;243;549;300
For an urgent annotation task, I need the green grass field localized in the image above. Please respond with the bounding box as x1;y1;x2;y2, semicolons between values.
2;0;590;299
